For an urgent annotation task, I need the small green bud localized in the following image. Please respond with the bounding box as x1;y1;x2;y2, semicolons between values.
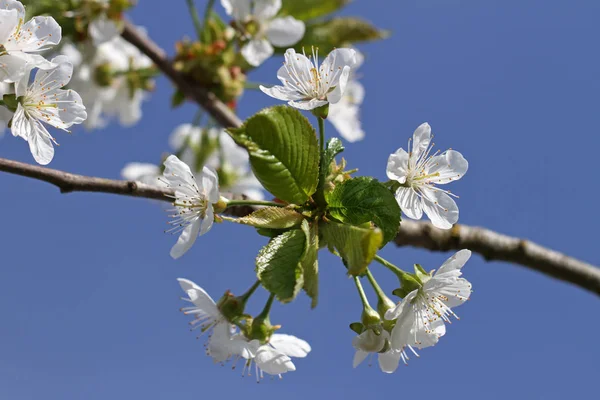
94;63;114;87
248;313;280;343
377;294;396;317
244;20;261;36
213;196;229;214
413;263;432;284
217;290;246;322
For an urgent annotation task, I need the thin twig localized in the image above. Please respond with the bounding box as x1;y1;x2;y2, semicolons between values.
0;157;598;296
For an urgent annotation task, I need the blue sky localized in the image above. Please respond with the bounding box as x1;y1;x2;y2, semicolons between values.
1;0;599;399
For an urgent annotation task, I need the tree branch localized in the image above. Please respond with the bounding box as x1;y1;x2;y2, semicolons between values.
1;156;598;297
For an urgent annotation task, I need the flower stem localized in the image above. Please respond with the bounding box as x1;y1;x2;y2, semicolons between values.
365;269;387;302
239;280;261;304
203;0;216;29
225;199;286;208
374;254;410;279
318;116;325;155
257;293;276;320
185;0;204;40
353;276;370;308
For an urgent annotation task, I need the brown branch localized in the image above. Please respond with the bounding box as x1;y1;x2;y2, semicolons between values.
395;223;600;296
1;156;599;296
121;22;242;129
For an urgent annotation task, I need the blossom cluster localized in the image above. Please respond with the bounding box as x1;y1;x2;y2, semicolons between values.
0;0;87;164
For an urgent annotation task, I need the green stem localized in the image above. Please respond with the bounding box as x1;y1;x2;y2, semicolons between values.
257;293;276;319
239;280;261;304
186;0;204;39
225;199;286;208
374;254;409;278
353;276;370;308
318;116;325;155
365;269;387;302
203;0;216;28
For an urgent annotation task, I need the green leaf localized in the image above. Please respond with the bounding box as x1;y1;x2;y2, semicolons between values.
278;17;389;55
300;221;319;308
326;177;401;245
256;227;308;303
234;207;304;229
315;138;344;207
228;106;320;205
279;0;349;21
321;220;382;276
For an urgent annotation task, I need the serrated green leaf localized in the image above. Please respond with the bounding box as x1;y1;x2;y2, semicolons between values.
326;177;401;245
256;227;308;303
278;17;389;55
300;221;319;308
321;220;382;276
228;106;319;205
234;207;304;229
279;0;349;21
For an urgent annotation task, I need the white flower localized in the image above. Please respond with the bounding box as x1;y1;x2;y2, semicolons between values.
385;250;473;351
221;0;305;66
214;329;310;380
328;80;365;142
386;123;468;229
87;0;123;45
161;155;220;259
121;162;165;187
10;55;87;164
328;50;365;142
61;33;152;130
260;47;358;110
0;0;61;83
177;278;233;362
352;328;416;373
168;123;203;166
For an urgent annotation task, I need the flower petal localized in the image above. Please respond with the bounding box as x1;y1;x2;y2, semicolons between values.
241;39;273;67
387;148;410;184
411;123;431;162
89;16;121;45
436;249;472;277
255;346;296;375
259;84;303;101
8;16;62;52
176;278;220;316
199;206;214;236
201;166;220;203
170;218;202;259
221;0;251;20
288;98;328;110
319;48;357;87
12;103;55;165
395;186;423;220
254;0;281;20
0;9;19;44
270;334;311;358
353;350;368;368
0;53;29;83
265;17;305;47
426;150;468;185
420;188;459;229
121;162;161;186
326;65;350;104
378;351;402;373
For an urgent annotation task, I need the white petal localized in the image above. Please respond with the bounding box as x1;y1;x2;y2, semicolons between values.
326;65;350;104
89;17;121;45
288;98;328;110
353;350;368;368
411;313;446;349
220;0;251;20
265;17;305;47
170;218;202;259
420;188;459;229
0;9;19;44
0;53;29;83
259;84;303;101
176;278;220;316
207;322;234;362
121;162;162;186
201;166;220;203
411;123;431;161
241;39;273;67
387;148;410;184
427;277;472;308
395;186;423;220
328;102;364;142
169;123;202;150
436;249;472;277
163;155;198;197
12;103;55;165
254;0;281;20
378;351;402;373
385;290;417;321
320;48;357;86
199;206;214;236
7;16;61;52
426;150;468;185
255;346;295;375
229;336;260;359
270;334;311;358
